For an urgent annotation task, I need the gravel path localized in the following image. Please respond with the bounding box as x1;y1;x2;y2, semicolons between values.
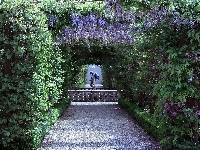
38;102;161;150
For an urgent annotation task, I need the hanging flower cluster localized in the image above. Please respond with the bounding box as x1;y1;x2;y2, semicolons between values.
141;6;199;31
52;0;135;46
49;14;59;27
49;0;199;47
59;13;133;46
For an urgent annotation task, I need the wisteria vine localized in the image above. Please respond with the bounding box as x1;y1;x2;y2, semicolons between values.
49;0;135;47
49;0;199;47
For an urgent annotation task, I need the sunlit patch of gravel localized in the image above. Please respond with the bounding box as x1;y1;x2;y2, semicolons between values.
38;102;161;150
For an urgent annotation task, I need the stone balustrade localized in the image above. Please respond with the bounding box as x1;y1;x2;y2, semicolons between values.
68;89;120;102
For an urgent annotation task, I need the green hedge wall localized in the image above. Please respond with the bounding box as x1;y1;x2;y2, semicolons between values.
118;98;165;140
118;98;200;149
0;1;68;149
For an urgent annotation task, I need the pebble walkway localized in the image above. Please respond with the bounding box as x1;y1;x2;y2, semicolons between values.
38;102;161;150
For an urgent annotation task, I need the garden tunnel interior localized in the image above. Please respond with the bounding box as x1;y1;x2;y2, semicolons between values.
62;44;120;88
65;45;118;66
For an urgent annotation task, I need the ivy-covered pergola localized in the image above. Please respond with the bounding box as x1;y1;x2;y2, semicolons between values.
0;0;200;149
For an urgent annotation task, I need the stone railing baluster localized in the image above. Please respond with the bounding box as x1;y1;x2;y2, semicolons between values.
68;89;120;102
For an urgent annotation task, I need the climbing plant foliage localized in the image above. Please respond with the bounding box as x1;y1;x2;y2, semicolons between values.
0;1;68;149
105;0;200;149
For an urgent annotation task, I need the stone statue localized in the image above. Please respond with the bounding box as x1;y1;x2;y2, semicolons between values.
89;71;99;89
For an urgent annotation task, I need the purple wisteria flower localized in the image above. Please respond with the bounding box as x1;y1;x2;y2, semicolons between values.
196;110;200;116
98;17;106;27
172;111;178;116
185;113;191;118
49;15;59;27
164;102;170;111
60;11;134;45
70;13;79;27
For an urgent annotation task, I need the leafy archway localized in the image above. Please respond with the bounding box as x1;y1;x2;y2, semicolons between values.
40;0;200;148
42;2;200;148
